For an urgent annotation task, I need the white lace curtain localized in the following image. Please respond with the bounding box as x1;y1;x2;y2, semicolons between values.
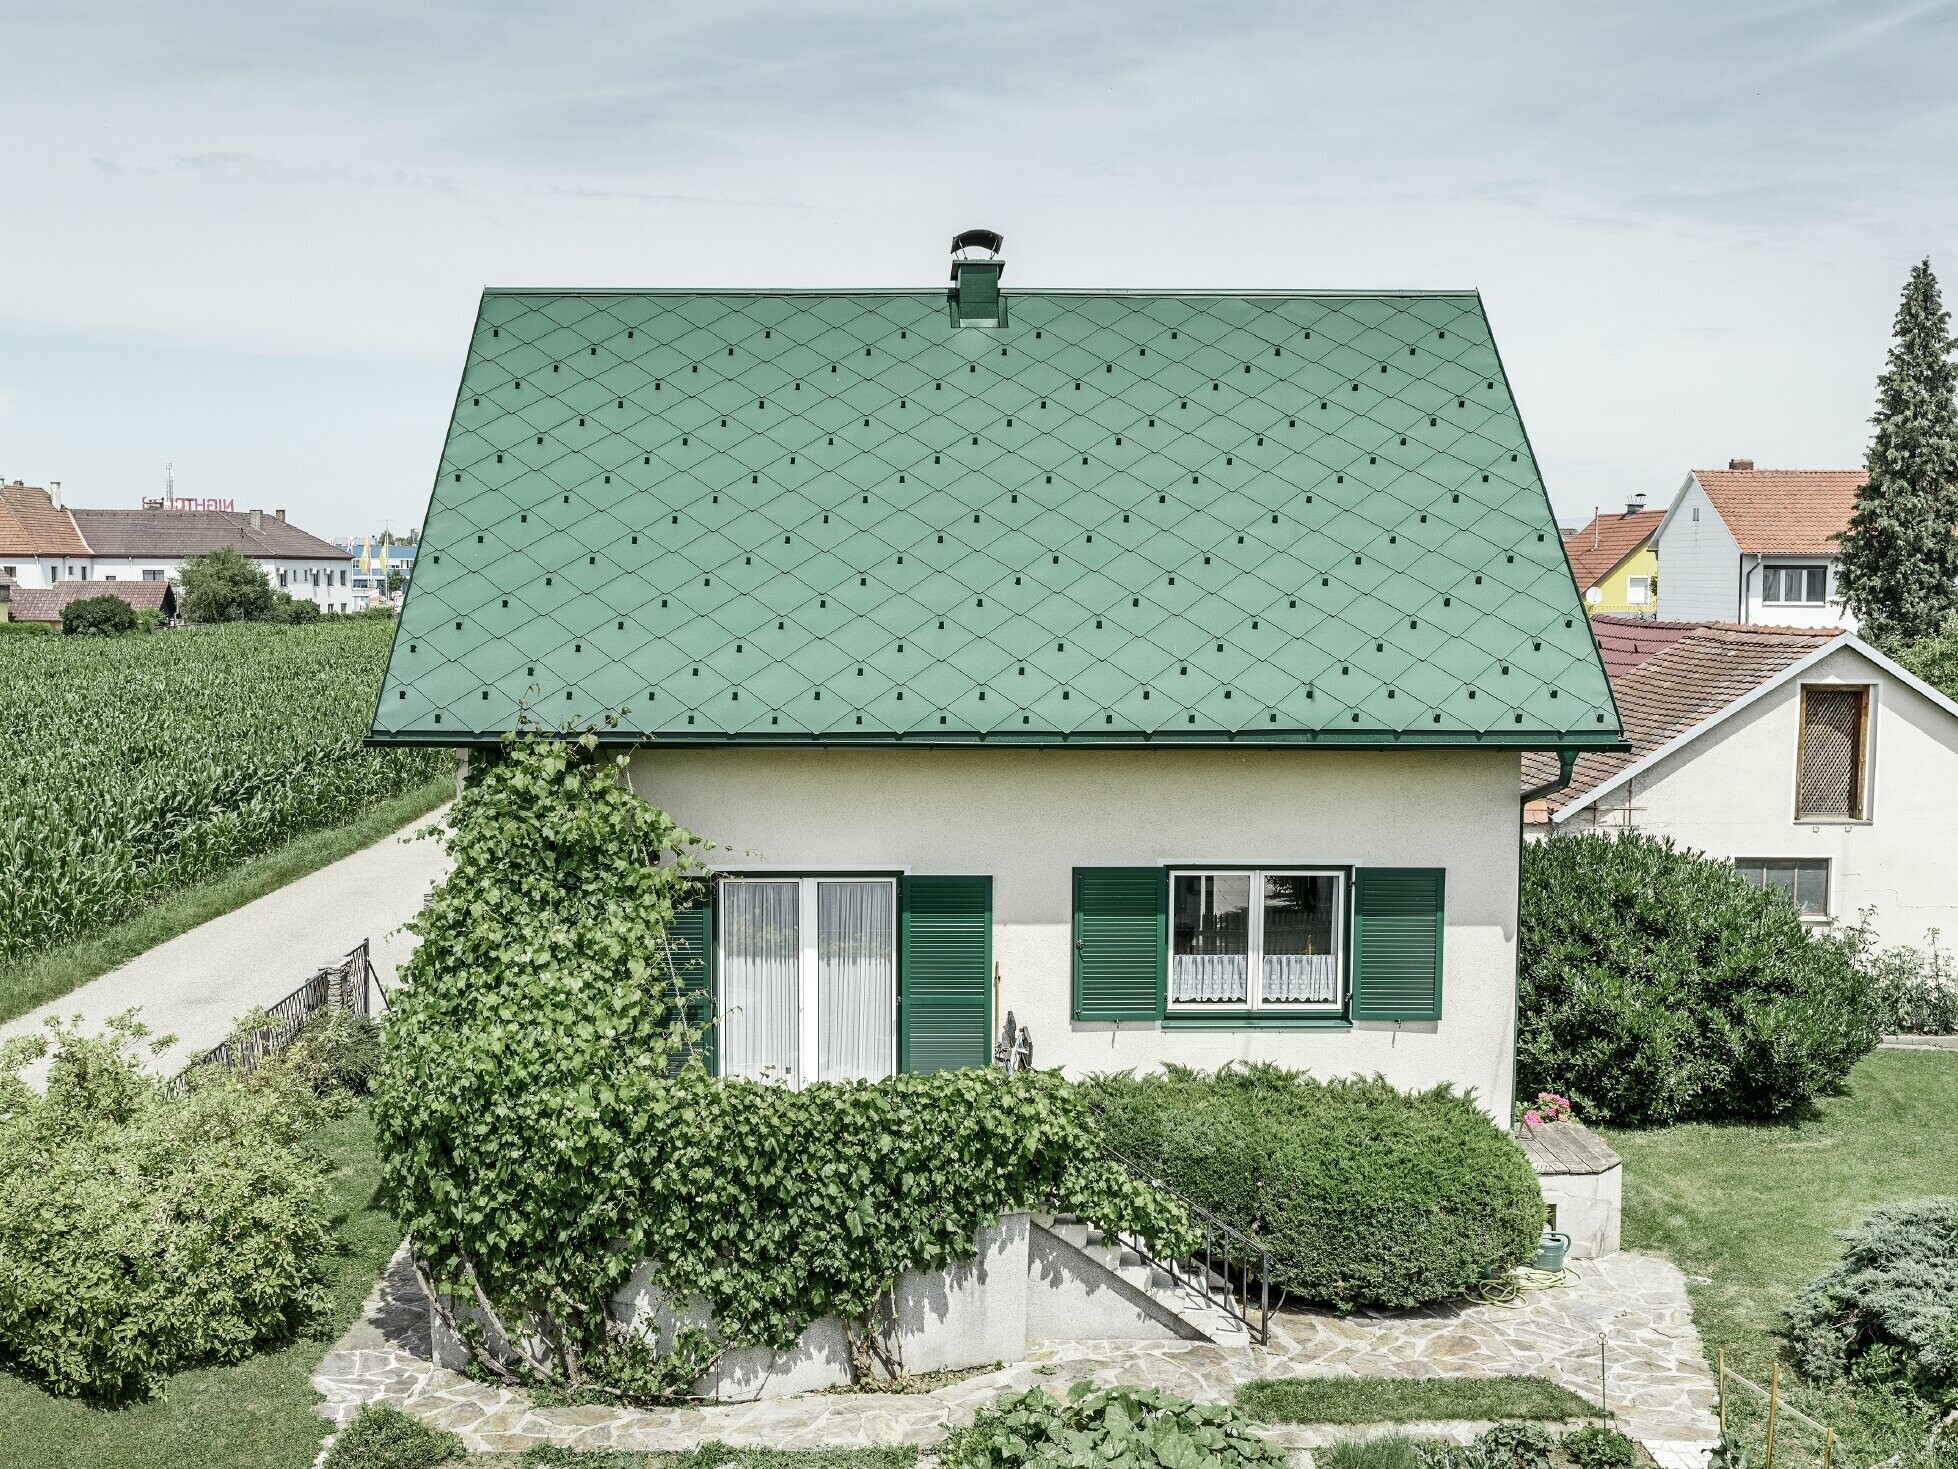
720;881;799;1085
817;881;894;1083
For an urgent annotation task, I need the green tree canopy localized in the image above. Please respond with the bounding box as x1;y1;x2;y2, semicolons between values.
59;595;137;637
177;546;276;623
1837;259;1958;647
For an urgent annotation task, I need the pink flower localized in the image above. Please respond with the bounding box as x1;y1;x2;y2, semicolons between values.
1524;1109;1544;1126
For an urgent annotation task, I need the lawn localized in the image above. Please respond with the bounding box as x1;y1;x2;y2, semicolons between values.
1609;1047;1958;1468
0;1104;400;1469
1237;1375;1600;1425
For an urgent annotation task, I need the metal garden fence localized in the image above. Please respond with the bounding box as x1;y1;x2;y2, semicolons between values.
162;939;378;1094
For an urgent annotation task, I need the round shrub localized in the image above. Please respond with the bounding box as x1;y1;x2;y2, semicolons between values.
322;1403;461;1469
61;594;137;636
1084;1065;1545;1310
0;1017;333;1401
1519;833;1882;1125
1786;1197;1958;1403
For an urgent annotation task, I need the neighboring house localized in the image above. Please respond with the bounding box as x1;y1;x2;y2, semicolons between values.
367;234;1624;1116
1649;459;1862;630
0;481;355;611
1563;497;1662;616
1525;617;1958;950
3;578;179;624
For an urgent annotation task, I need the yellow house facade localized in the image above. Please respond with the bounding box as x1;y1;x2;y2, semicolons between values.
1563;504;1663;617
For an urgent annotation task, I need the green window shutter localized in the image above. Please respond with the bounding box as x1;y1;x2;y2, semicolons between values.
1073;867;1165;1021
1351;867;1445;1022
663;893;716;1074
900;875;992;1073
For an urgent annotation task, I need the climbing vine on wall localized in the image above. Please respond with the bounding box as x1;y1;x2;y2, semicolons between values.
374;718;1192;1400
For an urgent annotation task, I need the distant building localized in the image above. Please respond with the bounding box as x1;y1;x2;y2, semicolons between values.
0;481;355;612
1;578;179;625
1562;496;1663;617
1649;460;1862;631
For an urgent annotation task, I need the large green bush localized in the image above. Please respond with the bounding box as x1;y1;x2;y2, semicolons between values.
0;1015;333;1400
1083;1065;1543;1310
1518;833;1882;1125
942;1383;1285;1469
1786;1198;1958;1406
377;722;1190;1401
60;594;137;637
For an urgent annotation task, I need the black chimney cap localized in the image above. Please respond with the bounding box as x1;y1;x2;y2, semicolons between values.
951;228;1004;255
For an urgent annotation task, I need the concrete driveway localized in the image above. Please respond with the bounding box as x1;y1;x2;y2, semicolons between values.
1;806;453;1080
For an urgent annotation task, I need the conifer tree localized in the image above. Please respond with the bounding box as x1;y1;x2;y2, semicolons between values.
1837;259;1958;647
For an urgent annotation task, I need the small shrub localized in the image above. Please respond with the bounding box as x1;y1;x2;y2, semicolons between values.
322;1403;461;1469
0;1015;334;1401
1786;1197;1958;1404
1519;833;1883;1124
61;594;137;636
941;1382;1286;1469
1085;1065;1544;1310
1562;1427;1638;1469
1834;917;1958;1036
1473;1423;1556;1469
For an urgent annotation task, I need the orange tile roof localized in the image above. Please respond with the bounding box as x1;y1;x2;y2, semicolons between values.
1522;621;1843;822
1562;508;1663;590
0;483;91;557
1690;468;1863;555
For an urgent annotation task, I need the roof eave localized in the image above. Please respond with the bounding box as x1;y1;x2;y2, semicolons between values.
365;727;1632;752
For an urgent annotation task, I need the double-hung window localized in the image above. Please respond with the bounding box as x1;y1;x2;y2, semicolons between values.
1168;869;1343;1012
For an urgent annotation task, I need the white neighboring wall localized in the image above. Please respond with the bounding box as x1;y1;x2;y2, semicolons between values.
1555;643;1958;951
1652;477;1741;622
0;555;357;611
1739;556;1858;632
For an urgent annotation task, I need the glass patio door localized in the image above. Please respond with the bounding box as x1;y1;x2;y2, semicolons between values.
717;877;896;1087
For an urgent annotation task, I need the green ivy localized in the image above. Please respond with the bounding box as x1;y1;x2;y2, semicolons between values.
375;720;1192;1400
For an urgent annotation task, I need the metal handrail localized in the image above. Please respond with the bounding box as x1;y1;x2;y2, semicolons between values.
1095;1139;1274;1345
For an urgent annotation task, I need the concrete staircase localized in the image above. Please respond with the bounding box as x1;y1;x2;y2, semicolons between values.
1029;1211;1254;1347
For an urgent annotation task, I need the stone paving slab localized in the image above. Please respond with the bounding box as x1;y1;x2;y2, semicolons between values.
314;1244;1718;1462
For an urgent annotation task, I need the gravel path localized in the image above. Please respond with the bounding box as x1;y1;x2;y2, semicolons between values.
0;806;452;1080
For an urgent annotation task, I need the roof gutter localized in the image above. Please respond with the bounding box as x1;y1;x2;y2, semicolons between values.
1520;747;1578;807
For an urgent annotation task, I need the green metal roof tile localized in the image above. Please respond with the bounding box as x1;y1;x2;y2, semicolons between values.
370;281;1621;748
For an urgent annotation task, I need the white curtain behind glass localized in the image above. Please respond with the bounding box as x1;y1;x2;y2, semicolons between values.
817;881;895;1082
720;881;799;1085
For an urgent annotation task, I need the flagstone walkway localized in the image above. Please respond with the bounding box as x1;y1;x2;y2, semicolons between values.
313;1247;1719;1463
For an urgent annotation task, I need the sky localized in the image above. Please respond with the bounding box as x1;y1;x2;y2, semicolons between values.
2;1;1954;540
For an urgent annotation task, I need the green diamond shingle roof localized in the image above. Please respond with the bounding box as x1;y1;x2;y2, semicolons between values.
370;286;1621;747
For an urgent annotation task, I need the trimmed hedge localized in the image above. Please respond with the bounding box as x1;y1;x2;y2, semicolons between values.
1084;1066;1543;1310
1519;833;1882;1125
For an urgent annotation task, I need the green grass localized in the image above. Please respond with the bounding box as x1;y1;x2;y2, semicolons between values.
1237;1375;1601;1425
1610;1048;1958;1468
1314;1438;1430;1469
0;1104;400;1469
0;774;450;1026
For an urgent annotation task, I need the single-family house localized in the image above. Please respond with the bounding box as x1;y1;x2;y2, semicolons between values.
1648;460;1862;630
2;577;179;624
1563;497;1662;616
367;233;1624;1117
1524;616;1958;949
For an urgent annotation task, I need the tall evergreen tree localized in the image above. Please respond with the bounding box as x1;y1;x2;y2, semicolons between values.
1837;259;1958;647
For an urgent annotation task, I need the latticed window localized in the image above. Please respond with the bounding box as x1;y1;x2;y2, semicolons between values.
1796;686;1869;820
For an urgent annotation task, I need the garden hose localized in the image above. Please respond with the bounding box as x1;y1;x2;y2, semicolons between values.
1466;1264;1572;1308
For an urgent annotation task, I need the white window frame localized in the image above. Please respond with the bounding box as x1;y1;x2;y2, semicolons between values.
1625;575;1651;606
715;873;898;1088
1762;563;1829;607
1166;867;1346;1014
1734;857;1830;920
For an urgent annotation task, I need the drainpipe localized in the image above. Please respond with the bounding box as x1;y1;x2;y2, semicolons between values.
1520;748;1578;808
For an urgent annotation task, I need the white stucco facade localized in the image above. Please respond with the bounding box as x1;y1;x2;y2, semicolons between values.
1552;644;1958;951
629;745;1525;1116
0;552;355;609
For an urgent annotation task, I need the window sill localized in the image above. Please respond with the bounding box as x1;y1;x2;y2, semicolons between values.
1162;1012;1353;1030
1794;816;1871;826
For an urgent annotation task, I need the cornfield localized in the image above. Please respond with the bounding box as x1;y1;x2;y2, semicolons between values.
0;621;450;970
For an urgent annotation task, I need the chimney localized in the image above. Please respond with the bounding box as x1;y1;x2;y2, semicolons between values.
1728;457;1755;471
49;481;62;507
275;508;286;521
249;508;262;530
1625;492;1646;516
949;228;1006;327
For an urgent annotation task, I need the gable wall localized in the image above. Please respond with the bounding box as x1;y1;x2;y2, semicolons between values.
1653;478;1741;622
1560;645;1958;949
631;744;1523;1114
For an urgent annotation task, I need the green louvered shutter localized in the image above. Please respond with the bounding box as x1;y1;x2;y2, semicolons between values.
1072;867;1165;1021
1351;868;1445;1021
900;876;992;1073
663;894;716;1074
